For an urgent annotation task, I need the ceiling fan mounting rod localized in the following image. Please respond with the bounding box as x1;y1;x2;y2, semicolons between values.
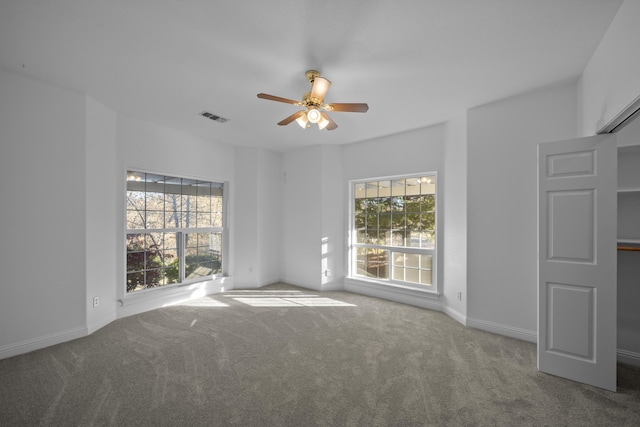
305;70;321;84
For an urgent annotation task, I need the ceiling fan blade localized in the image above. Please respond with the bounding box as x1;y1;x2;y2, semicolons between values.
310;77;331;103
257;93;300;105
277;110;306;126
325;103;369;113
320;112;338;131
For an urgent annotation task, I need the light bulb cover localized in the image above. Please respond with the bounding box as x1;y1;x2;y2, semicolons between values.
296;111;308;128
310;77;331;103
318;115;330;130
307;108;321;124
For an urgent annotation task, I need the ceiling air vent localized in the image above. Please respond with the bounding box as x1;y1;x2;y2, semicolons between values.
200;111;229;123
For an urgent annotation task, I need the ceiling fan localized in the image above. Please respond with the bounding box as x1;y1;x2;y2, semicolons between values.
257;70;369;131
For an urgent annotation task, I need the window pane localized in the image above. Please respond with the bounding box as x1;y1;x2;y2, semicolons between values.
365;249;388;279
146;191;164;211
355;248;367;276
127;191;145;210
420;270;432;285
196;212;212;228
365;182;378;198
391;212;405;229
405;268;420;284
405;178;421;195
366;214;378;229
420;176;436;194
391;231;405;247
196;195;212;212
421;232;435;249
390;196;404;212
145;211;164;229
184;211;197;228
405;195;422;212
165;193;181;213
126;210;145;229
126;272;145;292
376;250;388;279
145;268;164;287
379;212;391;230
422;194;436;212
212;196;223;213
391;179;405;196
406;213;421;231
354;183;366;199
378;180;391;197
405;253;419;268
379;230;391;246
378;197;391;212
406;232;421;248
212;212;223;227
161;249;178;267
420;254;433;269
421;213;435;230
393;266;404;281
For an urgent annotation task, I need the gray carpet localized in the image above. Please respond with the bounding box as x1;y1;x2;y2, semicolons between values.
1;283;639;426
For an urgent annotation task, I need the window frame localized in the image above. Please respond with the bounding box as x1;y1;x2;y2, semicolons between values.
348;172;438;293
124;170;228;294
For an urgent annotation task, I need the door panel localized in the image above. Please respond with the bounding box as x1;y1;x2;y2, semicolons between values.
547;190;595;262
538;134;617;391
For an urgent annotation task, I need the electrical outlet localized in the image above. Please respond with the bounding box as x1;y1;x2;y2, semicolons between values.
457;291;462;301
92;297;99;308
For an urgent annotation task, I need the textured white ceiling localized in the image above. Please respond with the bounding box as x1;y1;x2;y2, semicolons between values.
0;0;624;151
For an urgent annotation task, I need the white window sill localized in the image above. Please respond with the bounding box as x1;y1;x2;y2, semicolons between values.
346;276;439;296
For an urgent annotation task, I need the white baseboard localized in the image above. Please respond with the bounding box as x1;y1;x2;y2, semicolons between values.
0;326;88;360
617;349;640;367
467;316;537;343
86;313;117;335
442;305;466;326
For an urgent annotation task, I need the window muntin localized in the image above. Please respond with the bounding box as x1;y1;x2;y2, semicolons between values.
352;175;436;289
125;171;224;293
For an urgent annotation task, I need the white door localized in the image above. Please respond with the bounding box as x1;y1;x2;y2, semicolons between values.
538;134;617;391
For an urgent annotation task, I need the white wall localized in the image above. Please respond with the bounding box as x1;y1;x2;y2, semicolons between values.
233;146;259;288
0;68;87;358
579;0;640;135
466;83;577;341
341;125;446;309
281;146;323;289
234;146;282;288
86;97;118;333
320;145;345;290
442;113;468;323
256;148;283;286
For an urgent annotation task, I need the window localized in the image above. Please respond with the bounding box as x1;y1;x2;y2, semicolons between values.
350;175;436;289
125;171;225;293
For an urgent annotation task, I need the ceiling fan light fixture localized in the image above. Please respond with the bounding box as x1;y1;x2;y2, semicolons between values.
296;111;309;128
307;108;321;124
310;76;331;104
257;70;368;131
318;115;330;130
